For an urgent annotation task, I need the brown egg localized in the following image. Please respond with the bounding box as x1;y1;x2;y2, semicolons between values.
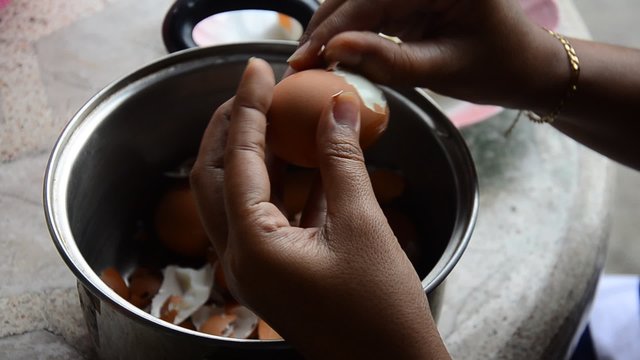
160;295;183;323
370;169;406;204
128;267;163;309
267;69;389;168
258;319;283;340
100;267;130;300
154;183;210;258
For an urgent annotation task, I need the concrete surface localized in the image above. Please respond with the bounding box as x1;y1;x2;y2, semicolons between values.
574;0;640;275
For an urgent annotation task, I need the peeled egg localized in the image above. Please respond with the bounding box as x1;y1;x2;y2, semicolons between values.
154;183;210;258
267;69;389;168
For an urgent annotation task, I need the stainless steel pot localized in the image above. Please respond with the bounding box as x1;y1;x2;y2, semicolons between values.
44;42;478;360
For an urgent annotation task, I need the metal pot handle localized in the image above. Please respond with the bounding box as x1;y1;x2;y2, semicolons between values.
162;0;320;53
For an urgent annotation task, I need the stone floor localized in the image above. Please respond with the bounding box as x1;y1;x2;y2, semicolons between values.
574;0;640;275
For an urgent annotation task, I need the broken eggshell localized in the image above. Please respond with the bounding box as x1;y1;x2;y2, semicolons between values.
150;264;214;325
100;267;130;300
128;267;163;309
258;319;282;340
194;304;259;339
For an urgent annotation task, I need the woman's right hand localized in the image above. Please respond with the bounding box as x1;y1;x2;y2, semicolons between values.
288;0;568;113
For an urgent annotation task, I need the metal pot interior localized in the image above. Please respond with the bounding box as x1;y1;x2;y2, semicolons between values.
45;41;477;346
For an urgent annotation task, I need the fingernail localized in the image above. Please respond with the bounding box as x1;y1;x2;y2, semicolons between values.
332;92;360;131
287;41;310;63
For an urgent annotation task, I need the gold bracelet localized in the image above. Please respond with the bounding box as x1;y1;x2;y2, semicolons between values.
506;30;580;136
525;29;580;124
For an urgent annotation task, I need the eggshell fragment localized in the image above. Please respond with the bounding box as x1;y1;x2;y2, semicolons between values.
100;267;130;300
258;319;283;340
150;264;214;325
179;319;196;331
267;69;389;168
128;267;163;309
200;310;237;337
198;305;258;339
159;295;182;323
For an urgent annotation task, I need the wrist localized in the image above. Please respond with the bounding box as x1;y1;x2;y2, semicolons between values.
515;25;571;114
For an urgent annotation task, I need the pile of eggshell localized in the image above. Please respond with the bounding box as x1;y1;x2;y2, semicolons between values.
100;161;416;341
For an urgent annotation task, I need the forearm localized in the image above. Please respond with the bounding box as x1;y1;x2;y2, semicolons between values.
553;39;640;169
298;318;451;360
284;286;451;360
522;30;640;169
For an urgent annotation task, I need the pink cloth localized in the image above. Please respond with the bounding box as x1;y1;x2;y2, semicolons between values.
0;0;10;11
521;0;559;29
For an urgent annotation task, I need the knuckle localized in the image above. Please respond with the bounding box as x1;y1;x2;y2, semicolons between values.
236;99;270;119
391;46;414;70
250;205;282;234
228;140;265;160
323;138;365;164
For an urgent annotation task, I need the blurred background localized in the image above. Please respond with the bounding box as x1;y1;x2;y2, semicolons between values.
575;0;640;275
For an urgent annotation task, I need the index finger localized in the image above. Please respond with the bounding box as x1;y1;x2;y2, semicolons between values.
224;58;289;232
299;0;346;44
190;98;233;256
289;0;387;69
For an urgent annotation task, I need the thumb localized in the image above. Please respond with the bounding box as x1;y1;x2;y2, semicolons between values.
316;92;378;220
324;31;448;86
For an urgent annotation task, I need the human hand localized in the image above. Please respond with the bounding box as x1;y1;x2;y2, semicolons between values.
287;0;568;112
191;58;449;359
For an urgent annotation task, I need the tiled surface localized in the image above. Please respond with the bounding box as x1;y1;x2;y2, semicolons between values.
0;0;106;161
0;331;84;360
574;0;640;275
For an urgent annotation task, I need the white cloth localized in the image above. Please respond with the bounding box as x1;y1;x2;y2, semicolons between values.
589;275;640;360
